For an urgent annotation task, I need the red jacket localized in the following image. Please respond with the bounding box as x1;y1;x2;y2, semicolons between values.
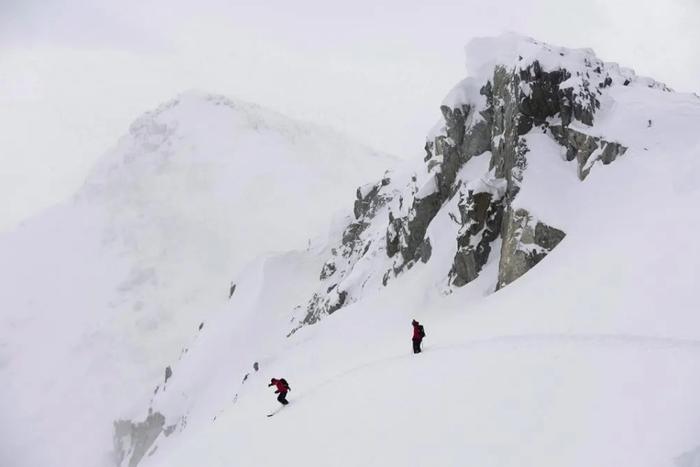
269;378;290;393
412;322;424;340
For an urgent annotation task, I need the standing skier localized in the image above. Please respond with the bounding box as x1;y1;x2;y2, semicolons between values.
412;319;426;354
268;378;291;405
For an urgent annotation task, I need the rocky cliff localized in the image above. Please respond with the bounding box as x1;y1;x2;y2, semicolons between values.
298;34;669;327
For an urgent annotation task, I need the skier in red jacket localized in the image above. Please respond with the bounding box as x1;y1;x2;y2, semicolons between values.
412;319;426;354
268;378;290;405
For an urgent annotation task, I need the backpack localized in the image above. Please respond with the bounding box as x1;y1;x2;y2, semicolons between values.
279;378;290;391
419;325;426;338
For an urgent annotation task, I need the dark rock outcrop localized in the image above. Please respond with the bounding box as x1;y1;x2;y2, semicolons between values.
298;171;398;327
497;208;566;289
114;412;166;467
449;191;504;287
387;191;441;270
550;125;627;180
293;37;663;327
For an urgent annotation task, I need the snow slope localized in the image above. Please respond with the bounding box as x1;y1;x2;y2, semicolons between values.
129;35;700;467
0;91;392;467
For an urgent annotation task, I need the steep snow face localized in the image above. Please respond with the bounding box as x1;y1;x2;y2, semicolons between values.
0;92;392;467
126;35;700;467
78;91;393;364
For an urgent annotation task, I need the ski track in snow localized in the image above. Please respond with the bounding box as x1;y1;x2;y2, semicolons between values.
284;332;700;407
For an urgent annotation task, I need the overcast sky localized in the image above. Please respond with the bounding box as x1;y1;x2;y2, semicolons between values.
1;0;698;232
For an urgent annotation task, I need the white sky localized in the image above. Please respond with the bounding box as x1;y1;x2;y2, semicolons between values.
1;0;698;232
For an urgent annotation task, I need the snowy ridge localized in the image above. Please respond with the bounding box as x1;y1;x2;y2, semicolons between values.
3;34;700;467
0;92;393;467
462;33;670;91
118;34;700;467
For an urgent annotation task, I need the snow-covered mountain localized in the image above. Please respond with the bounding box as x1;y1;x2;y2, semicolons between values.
114;34;700;467
0;92;393;467
4;33;700;467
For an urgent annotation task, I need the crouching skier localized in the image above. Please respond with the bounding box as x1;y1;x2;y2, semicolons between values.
412;319;426;354
268;378;291;405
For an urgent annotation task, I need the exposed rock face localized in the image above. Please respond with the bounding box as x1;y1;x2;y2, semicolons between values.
488;66;529;198
497;208;566;289
449;191;504;287
386;190;441;269
295;34;670;328
114;410;182;467
114;412;166;467
300;173;396;326
550;125;628;180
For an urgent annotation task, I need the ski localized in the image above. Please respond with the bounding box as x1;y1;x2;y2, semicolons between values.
267;405;286;417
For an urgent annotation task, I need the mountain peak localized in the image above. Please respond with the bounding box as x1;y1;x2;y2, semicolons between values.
298;33;697;326
443;33;671;120
84;90;391;195
0;88;394;467
464;33;670;91
126;90;300;146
